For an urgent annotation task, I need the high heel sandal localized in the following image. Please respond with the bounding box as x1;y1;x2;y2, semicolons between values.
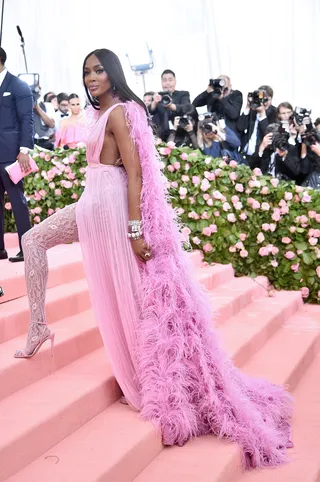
14;321;55;359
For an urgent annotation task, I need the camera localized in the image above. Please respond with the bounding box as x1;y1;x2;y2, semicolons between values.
248;90;268;109
301;125;320;147
272;126;290;152
177;115;192;129
18;73;41;105
209;78;226;98
294;107;312;126
158;91;172;106
199;113;220;134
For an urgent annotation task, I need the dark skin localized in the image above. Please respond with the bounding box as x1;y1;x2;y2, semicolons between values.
83;54;152;263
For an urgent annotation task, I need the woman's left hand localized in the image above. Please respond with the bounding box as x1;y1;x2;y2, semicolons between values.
131;238;152;263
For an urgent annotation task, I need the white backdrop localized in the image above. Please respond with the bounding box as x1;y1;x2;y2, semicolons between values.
1;0;320;114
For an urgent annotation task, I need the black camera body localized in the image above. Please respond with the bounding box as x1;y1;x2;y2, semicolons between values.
158;91;172;106
302;126;320;147
272;126;290;152
199;112;220;134
177;115;192;130
294;106;312;126
209;78;226;98
248;90;268;109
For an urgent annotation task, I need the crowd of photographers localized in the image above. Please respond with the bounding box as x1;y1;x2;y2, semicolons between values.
145;70;320;190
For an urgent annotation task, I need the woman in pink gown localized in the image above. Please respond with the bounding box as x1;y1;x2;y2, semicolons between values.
15;49;293;469
55;93;87;149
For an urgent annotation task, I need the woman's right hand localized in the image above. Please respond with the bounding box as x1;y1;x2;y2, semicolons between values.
260;132;273;151
131;238;152;263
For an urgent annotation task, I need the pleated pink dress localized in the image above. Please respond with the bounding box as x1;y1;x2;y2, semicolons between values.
76;104;142;410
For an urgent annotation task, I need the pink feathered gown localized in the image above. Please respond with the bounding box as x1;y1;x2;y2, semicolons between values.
76;102;293;470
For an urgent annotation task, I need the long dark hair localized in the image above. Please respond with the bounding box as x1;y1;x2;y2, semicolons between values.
83;49;148;116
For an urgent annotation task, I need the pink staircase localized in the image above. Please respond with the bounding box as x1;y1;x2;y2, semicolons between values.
1;234;320;482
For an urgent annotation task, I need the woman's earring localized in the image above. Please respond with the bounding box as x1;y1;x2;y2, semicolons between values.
112;85;116;92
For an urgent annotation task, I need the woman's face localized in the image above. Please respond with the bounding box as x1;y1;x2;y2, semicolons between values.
69;97;81;115
278;106;293;121
84;54;111;98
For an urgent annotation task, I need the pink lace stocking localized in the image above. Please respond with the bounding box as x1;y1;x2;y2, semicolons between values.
15;204;79;357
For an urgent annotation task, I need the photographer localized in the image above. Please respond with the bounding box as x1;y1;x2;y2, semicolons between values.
148;70;193;141
167;106;198;149
143;91;154;108
198;113;241;161
250;123;300;181
299;122;320;189
192;75;242;136
237;85;277;165
33;84;55;150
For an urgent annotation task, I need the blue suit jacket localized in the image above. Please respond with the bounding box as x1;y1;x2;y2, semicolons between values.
0;71;34;164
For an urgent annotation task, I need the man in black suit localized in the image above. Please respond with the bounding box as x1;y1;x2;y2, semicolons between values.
0;48;33;262
192;75;243;136
148;70;193;141
237;85;277;165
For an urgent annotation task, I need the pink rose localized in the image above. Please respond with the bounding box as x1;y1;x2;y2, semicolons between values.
296;186;304;193
159;147;171;156
282;237;291;244
188;211;197;219
34;192;42;201
285;251;296;260
201;211;210;220
185;163;190;171
214;211;220;217
181;227;191;237
171;181;178;188
180;152;189;161
318;291;320;299
219;160;227;168
48;208;54;215
259;247;269;256
231;195;239;204
316;266;320;278
302;193;311;203
167;165;174;173
203;193;210;201
261;202;270;211
271;246;279;256
33;207;42;214
62;157;69;165
309;237;318;246
166;141;176;149
314;230;320;238
252;201;261;210
253;168;262;176
281;206;289;215
272;210;281;222
76;142;86;149
240;233;247;241
204;157;212;165
291;263;300;272
308;210;316;219
229;160;238;168
55;207;61;212
55;188;62;196
173;162;181;170
203;243;213;253
294;194;300;202
269;224;276;232
234;202;243;210
284;192;293;201
5;202;11;210
261;186;269;195
262;223;270;231
202;227;212;236
271;260;278;268
68;155;76;164
229;172;238;181
181;175;190;182
73;180;79;186
227;213;236;223
68;173;76;180
316;214;320;223
192;237;201;245
212;190;222;200
235;183;244;192
240;249;248;258
279;199;287;208
71;193;79;200
223;202;232;211
210;224;218;233
200;179;210;192
44;154;51;162
308;229;315;237
270;178;279;187
176;208;185;215
290;226;296;233
192;176;201;186
297;250;303;255
79;167;86;174
248;180;255;188
179;187;188;196
229;246;237;253
214;168;223;177
240;212;247;221
207;172;216;181
39;151;45;159
301;287;309;299
188;197;195;205
207;199;214;206
235;241;244;250
33;216;41;223
221;195;227;203
257;232;265;243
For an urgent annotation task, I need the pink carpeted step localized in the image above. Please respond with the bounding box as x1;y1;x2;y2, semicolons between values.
0;243;85;304
0;309;102;401
0;348;121;481
3;233;19;250
0;278;90;343
132;310;320;482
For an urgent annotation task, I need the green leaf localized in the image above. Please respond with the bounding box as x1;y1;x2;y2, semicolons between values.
294;241;308;251
302;252;313;265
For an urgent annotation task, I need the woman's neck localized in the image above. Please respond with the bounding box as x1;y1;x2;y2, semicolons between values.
98;91;120;114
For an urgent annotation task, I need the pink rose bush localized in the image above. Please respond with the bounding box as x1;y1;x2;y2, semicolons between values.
4;142;320;303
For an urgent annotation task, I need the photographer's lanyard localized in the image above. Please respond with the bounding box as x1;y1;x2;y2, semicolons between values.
267;153;276;177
